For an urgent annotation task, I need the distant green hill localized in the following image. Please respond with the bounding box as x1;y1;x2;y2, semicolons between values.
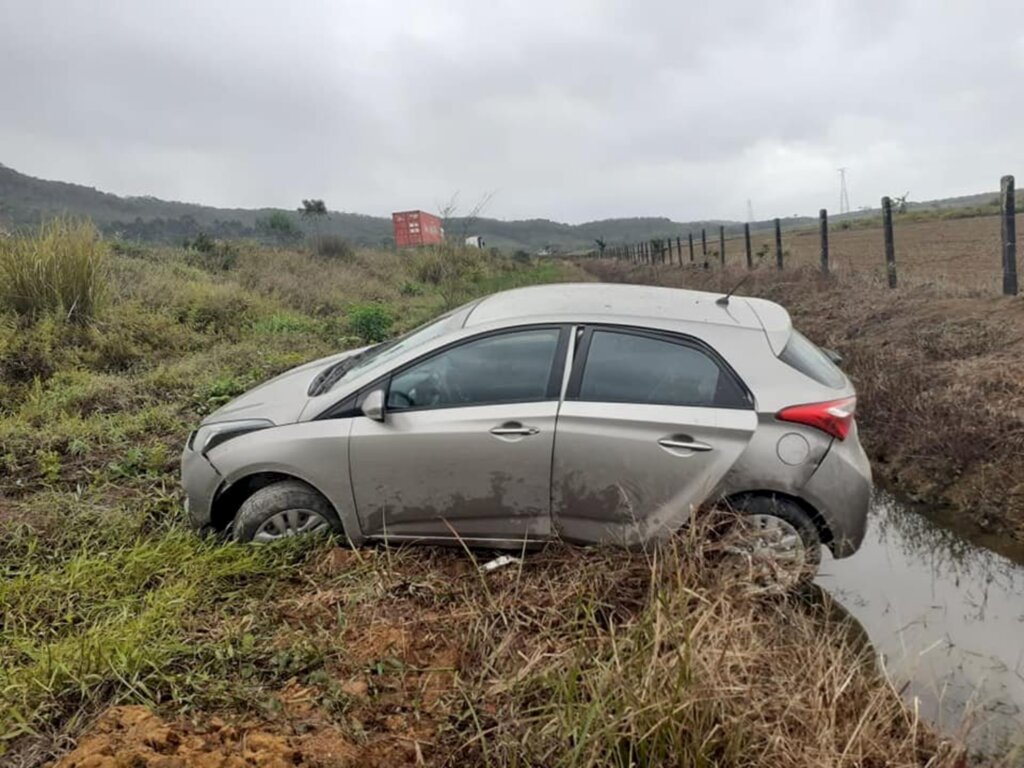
0;162;1000;252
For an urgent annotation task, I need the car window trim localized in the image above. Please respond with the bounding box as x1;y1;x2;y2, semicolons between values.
385;324;570;414
314;324;570;420
378;324;573;414
564;324;754;410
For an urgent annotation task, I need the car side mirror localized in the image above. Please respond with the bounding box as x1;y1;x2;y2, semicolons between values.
361;388;385;422
822;347;843;366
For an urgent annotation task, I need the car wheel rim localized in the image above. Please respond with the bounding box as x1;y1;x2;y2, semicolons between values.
744;514;805;561
728;514;808;581
253;508;331;542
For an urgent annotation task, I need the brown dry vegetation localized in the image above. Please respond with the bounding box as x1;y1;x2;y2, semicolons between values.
685;212;1023;296
47;536;963;768
583;259;1024;549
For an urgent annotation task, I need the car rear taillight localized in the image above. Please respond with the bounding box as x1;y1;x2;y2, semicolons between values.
776;396;856;440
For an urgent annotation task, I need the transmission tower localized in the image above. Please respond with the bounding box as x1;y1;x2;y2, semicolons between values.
746;199;754;222
838;168;850;214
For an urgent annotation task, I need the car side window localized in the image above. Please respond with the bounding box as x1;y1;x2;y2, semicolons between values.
388;328;561;411
576;329;750;409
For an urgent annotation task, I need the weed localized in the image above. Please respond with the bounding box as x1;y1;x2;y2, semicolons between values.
252;312;321;336
347;303;394;343
0;217;109;324
317;234;354;260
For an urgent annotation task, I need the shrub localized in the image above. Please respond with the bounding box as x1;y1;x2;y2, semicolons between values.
399;280;425;297
316;235;354;260
183;238;238;272
0;217;109;324
347;303;393;343
413;243;484;308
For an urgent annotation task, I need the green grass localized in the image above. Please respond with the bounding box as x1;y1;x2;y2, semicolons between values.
0;235;583;756
0;233;967;766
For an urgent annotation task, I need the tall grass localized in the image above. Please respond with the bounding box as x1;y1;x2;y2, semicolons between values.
0;218;109;324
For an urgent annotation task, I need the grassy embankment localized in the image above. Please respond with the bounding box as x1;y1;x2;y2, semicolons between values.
583;258;1024;552
0;222;967;766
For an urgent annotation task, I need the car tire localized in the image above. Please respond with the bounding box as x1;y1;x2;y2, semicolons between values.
723;494;822;580
232;480;343;543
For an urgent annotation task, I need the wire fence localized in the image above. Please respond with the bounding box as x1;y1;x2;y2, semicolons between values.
597;175;1020;297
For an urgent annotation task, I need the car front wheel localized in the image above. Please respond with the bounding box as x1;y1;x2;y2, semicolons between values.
232;480;342;543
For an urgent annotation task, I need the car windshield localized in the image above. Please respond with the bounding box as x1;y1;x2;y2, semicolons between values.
326;300;479;390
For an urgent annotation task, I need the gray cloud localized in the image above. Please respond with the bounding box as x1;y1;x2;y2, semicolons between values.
2;0;1022;222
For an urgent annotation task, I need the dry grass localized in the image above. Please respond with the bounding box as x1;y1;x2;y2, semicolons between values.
0;218;109;323
696;212;1023;296
46;525;966;767
583;259;1024;548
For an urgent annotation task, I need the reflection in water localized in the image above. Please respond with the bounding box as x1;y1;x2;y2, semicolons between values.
817;492;1024;754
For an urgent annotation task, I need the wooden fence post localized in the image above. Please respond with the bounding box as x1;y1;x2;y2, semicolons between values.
819;209;829;275
676;237;682;267
774;218;783;270
882;196;897;288
719;225;725;267
701;228;707;257
688;233;694;262
1002;175;1018;296
744;222;752;269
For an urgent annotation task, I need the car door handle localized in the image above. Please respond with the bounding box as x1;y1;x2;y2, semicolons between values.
490;423;540;436
658;437;712;452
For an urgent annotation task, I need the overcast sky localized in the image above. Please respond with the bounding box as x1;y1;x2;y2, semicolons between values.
2;1;1022;222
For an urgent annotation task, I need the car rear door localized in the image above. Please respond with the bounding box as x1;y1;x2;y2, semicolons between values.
552;326;757;545
348;326;569;545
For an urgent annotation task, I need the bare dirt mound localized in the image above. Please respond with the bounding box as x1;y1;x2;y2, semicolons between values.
52;705;360;768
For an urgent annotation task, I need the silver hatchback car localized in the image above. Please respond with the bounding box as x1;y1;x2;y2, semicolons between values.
181;283;871;573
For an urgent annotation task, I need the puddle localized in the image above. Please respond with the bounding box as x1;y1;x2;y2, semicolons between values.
817;492;1024;754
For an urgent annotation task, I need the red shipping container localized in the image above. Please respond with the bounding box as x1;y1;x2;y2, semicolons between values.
392;210;444;248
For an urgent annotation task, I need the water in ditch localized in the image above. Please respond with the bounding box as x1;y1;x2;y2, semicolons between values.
817;491;1024;755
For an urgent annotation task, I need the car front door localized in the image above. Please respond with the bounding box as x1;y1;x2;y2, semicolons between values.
349;325;568;545
552;327;757;545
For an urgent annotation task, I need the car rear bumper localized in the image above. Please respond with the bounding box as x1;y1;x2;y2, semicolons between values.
181;445;222;530
801;432;872;558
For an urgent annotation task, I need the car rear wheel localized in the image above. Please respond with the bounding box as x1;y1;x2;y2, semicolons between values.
232;480;342;543
722;495;822;583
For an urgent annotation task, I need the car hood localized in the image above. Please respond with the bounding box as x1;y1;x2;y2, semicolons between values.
201;346;370;426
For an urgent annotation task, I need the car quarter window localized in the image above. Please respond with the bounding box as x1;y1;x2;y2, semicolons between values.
575;329;750;409
387;328;562;411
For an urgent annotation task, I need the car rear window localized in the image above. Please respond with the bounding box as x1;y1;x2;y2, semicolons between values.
779;330;846;389
576;329;752;409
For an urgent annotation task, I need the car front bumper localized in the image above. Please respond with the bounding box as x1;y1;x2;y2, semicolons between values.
181;445;223;530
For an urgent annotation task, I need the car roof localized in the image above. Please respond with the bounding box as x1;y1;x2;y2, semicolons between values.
464;282;791;342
